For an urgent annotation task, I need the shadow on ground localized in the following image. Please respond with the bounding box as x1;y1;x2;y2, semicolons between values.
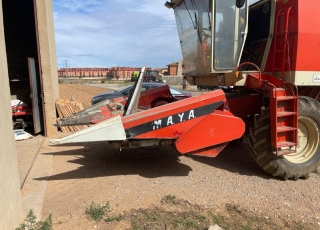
36;143;192;180
36;139;271;181
188;139;271;180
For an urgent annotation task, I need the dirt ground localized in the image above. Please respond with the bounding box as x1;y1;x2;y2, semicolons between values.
59;84;109;108
38;84;320;229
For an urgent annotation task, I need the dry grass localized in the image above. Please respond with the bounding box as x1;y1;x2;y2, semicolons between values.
85;196;313;230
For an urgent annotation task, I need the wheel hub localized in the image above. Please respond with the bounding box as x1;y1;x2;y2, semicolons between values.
284;116;319;164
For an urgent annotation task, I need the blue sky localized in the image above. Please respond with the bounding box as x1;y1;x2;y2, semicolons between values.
53;0;260;69
53;0;181;68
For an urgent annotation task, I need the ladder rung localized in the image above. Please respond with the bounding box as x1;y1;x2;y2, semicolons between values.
277;141;296;148
277;126;296;133
277;111;296;117
275;88;286;92
277;96;296;101
276;149;296;156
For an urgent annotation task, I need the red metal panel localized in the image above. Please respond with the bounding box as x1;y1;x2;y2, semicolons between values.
295;0;320;70
138;85;173;108
265;0;320;73
124;101;224;138
12;111;33;116
175;111;245;154
245;73;261;88
296;33;320;71
133;116;205;139
187;143;229;158
121;90;226;130
227;93;262;118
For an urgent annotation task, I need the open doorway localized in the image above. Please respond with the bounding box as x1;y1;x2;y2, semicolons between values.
2;0;44;135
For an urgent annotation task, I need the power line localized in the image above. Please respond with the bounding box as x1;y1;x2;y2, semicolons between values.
62;60;71;83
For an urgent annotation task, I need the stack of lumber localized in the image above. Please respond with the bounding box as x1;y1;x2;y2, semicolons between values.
55;99;89;132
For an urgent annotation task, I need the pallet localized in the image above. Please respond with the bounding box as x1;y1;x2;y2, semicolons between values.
55;98;88;133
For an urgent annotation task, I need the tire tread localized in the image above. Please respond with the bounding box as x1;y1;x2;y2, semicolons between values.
249;97;320;180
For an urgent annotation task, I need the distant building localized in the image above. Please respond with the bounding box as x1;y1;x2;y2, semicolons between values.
155;68;168;76
58;67;153;80
166;60;184;76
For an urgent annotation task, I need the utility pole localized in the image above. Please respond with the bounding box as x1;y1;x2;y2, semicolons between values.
62;60;71;83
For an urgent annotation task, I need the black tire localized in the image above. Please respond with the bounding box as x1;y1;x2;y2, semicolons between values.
249;96;320;180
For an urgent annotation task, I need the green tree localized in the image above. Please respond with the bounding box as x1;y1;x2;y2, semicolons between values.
106;73;113;80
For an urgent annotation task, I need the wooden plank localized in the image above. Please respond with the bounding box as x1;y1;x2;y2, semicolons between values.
55;98;87;133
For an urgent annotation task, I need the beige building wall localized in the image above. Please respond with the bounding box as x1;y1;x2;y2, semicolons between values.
0;1;23;228
35;0;59;137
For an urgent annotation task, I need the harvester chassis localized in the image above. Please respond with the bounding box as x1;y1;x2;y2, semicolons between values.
52;68;320;180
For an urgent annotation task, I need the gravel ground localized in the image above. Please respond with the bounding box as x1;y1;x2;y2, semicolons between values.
40;84;320;229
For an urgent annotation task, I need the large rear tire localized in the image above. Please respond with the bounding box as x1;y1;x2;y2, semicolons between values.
249;96;320;180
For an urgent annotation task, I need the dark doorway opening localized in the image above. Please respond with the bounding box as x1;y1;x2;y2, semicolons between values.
2;0;44;134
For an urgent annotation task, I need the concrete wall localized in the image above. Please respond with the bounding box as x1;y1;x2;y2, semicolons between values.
0;0;23;228
35;0;59;137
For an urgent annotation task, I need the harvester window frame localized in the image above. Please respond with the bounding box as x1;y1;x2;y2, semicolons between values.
211;0;248;72
237;0;276;74
252;0;276;72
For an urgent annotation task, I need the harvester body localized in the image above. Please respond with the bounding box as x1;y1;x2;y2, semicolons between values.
52;0;320;180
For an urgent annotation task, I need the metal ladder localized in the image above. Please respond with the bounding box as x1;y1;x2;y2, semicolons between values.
272;6;293;78
269;83;298;156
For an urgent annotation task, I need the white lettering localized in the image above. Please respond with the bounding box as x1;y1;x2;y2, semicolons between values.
188;110;195;119
167;116;174;126
178;113;184;122
153;120;162;130
313;74;320;82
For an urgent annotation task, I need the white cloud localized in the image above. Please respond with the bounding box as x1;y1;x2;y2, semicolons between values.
54;0;102;12
53;0;265;68
54;0;182;68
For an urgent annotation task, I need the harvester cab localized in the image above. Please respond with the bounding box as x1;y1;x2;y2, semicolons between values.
165;0;248;86
52;0;320;180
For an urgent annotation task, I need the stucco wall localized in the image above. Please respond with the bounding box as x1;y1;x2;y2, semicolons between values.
0;0;23;228
169;65;178;76
35;0;59;137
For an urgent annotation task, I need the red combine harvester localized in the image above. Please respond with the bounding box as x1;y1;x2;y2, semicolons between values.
52;0;320;180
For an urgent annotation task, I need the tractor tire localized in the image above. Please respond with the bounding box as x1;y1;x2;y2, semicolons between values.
249;96;320;180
